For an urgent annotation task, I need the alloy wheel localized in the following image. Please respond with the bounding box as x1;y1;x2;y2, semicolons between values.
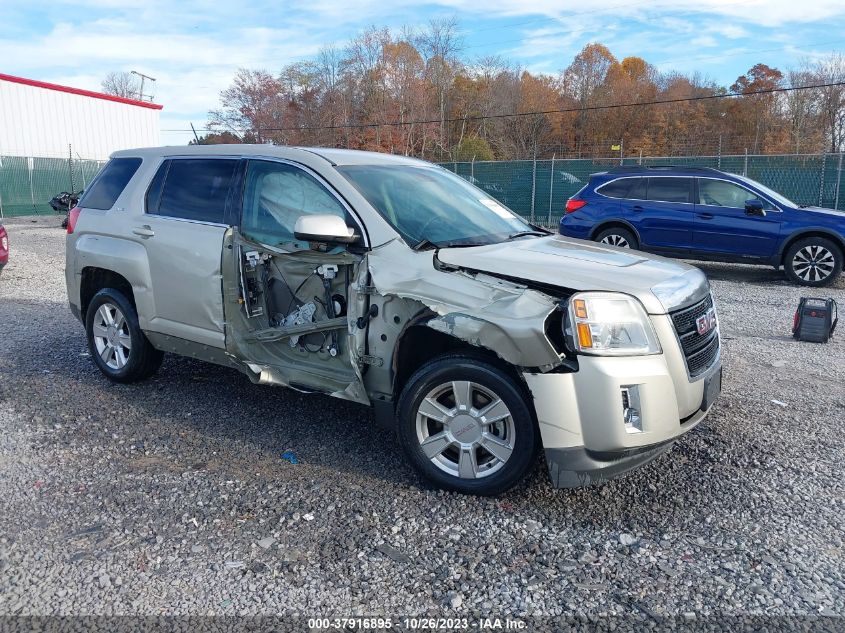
415;380;515;479
792;245;835;283
601;234;630;248
91;302;132;370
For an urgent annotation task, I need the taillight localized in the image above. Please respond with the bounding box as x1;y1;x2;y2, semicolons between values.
565;199;587;213
67;207;82;234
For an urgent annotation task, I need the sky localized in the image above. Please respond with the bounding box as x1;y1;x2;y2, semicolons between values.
3;0;845;147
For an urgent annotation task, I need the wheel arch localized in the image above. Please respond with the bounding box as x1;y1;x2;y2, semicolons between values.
80;267;136;318
391;317;533;410
589;219;641;245
778;229;845;265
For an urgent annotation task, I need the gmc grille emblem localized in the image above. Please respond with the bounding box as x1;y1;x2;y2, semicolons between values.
696;308;717;336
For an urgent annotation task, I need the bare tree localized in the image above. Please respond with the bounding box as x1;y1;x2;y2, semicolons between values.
785;66;820;153
417;17;464;157
811;53;845;152
101;72;139;99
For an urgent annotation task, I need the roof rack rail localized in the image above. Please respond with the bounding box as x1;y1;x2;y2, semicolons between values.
606;165;722;173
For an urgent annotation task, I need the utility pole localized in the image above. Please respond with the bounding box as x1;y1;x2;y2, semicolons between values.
130;70;156;102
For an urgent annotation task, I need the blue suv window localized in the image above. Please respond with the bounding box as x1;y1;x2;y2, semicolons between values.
698;178;774;210
647;177;692;204
627;178;647;199
597;178;636;198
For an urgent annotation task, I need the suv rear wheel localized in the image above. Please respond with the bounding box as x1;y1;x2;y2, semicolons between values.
397;355;537;496
86;288;163;382
784;237;843;287
595;227;638;249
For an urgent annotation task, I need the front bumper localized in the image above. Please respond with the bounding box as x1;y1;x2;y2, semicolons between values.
546;439;676;488
524;320;721;488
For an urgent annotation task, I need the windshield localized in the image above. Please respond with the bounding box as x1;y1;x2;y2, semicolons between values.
337;164;534;247
733;174;796;208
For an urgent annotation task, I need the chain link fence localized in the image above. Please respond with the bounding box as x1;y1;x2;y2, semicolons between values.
2;151;844;223
442;153;845;228
0;154;104;218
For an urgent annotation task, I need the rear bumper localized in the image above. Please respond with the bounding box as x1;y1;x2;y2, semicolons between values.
558;216;592;239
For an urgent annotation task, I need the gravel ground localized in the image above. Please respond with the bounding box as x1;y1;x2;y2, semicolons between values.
1;215;844;624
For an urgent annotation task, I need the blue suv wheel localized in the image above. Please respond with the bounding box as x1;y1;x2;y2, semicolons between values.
595;226;638;250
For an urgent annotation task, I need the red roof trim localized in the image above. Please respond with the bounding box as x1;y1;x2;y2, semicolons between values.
0;73;163;110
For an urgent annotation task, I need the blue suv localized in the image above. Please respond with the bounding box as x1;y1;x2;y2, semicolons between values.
559;166;845;286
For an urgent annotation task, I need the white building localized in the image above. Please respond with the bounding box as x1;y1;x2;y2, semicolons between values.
0;73;162;160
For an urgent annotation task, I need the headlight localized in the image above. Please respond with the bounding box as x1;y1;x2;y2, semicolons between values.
566;292;661;356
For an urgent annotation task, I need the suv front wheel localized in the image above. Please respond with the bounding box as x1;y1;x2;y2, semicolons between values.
85;288;164;383
397;356;538;496
784;237;843;287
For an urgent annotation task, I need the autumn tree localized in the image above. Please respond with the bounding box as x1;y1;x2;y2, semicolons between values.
728;64;785;153
209;69;286;144
562;43;617;155
206;27;841;160
189;131;245;145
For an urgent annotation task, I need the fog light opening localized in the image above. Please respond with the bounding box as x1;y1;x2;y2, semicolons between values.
621;386;642;433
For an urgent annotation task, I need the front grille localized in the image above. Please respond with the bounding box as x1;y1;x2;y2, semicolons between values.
670;294;719;378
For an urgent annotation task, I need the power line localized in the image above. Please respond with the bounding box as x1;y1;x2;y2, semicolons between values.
161;80;845;134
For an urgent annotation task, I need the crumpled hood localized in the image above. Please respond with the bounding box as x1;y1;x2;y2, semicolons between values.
438;234;709;314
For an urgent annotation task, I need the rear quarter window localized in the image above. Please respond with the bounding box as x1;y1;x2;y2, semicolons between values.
596;178;635;198
79;157;142;210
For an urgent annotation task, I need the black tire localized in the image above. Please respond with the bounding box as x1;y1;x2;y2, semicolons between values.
595;226;638;249
396;355;538;496
85;288;163;383
784;237;843;287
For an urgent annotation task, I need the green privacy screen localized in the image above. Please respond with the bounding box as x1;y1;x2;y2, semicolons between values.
442;153;845;227
1;152;843;221
0;155;104;217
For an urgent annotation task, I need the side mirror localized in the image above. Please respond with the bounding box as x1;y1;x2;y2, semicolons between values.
745;199;766;217
294;214;358;244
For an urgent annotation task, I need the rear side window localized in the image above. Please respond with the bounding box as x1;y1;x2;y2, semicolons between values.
596;178;635;198
149;158;238;223
647;177;693;203
627;178;647;199
79;157;142;210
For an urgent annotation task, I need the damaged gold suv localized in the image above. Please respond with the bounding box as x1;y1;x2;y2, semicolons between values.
66;146;721;495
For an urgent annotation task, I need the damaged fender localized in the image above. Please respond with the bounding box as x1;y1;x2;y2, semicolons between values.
368;239;564;370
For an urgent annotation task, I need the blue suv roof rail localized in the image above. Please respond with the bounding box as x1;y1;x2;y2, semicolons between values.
605;165;722;174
